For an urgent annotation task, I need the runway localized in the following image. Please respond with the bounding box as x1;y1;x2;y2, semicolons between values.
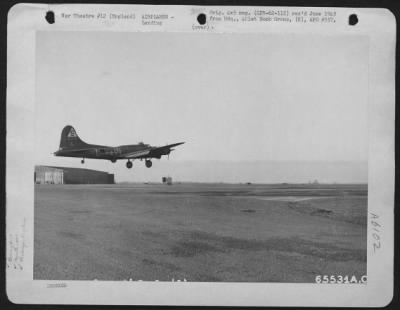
34;183;367;282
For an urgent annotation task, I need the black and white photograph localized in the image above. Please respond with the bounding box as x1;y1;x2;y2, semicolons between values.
33;29;369;283
6;4;395;306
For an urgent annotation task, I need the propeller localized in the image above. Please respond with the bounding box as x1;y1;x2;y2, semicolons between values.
167;147;175;160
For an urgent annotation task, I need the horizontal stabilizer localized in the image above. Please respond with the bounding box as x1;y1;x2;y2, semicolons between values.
56;148;93;153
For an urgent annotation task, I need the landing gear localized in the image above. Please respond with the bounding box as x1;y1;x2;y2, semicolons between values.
81;159;85;164
145;160;152;168
126;160;133;169
111;158;117;163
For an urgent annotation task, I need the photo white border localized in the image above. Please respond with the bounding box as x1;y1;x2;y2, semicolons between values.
6;3;395;306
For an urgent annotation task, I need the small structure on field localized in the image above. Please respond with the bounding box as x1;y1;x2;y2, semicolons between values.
162;176;173;185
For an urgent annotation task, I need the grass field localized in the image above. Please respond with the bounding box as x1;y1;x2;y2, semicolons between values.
34;183;367;282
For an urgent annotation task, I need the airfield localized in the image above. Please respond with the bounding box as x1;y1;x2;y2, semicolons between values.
34;183;367;282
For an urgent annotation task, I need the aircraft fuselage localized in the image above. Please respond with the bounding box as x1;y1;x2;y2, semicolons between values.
54;144;170;160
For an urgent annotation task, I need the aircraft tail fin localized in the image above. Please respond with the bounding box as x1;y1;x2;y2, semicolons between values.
59;125;88;149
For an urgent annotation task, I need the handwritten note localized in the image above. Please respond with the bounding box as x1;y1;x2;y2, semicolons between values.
7;218;26;271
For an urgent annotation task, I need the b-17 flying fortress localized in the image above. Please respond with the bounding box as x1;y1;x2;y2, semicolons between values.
54;125;184;169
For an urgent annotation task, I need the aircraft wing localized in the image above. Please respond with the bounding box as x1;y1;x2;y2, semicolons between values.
155;142;185;151
121;142;184;159
149;142;185;156
123;149;152;159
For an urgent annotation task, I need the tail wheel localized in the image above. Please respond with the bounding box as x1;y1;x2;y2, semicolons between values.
111;158;117;163
145;160;152;168
126;161;133;169
81;159;85;164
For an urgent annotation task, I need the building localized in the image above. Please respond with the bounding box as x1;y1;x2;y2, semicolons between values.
35;166;64;184
35;166;115;184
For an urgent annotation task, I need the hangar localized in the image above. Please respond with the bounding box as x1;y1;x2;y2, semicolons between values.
35;166;115;184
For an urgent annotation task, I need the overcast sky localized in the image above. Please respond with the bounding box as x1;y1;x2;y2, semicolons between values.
35;31;368;182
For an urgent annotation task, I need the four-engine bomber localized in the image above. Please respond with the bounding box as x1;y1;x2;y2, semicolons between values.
54;125;184;169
